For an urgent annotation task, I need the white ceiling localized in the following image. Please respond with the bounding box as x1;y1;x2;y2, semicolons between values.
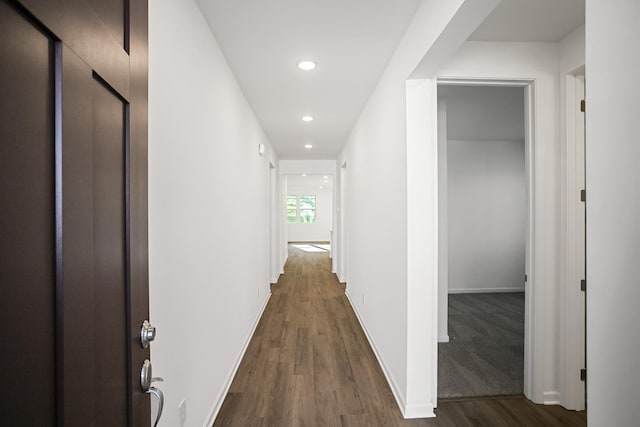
196;0;584;160
196;0;421;160
469;0;585;42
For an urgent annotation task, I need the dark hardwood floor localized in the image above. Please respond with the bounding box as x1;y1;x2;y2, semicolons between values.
213;246;587;426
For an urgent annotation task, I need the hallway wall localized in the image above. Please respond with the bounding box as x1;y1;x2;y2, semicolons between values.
585;1;640;424
148;0;277;425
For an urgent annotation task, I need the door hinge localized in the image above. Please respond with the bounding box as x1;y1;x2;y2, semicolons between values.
524;274;528;283
580;279;586;292
580;99;585;112
580;189;586;202
580;369;587;382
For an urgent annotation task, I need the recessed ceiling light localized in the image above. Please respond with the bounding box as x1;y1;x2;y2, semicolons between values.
297;61;316;71
323;176;328;179
301;115;314;122
304;144;313;149
302;174;307;177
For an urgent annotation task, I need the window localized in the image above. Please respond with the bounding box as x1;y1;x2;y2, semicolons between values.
298;195;316;223
287;195;316;223
287;195;298;223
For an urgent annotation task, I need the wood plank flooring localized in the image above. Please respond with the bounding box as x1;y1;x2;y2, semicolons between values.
213;246;586;426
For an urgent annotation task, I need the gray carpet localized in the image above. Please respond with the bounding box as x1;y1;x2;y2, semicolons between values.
438;292;525;398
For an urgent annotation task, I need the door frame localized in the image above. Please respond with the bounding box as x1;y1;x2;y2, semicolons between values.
560;69;587;410
338;161;348;283
435;77;537;401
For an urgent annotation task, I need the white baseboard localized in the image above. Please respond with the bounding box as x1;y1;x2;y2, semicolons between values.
448;287;524;294
203;292;272;427
404;403;436;419
543;391;561;405
344;291;432;419
438;334;450;343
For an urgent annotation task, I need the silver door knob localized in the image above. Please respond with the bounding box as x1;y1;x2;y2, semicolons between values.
140;320;156;348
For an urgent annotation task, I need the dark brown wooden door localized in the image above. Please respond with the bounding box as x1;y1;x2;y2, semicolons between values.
0;0;150;425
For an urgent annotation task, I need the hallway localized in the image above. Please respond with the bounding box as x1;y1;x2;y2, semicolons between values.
213;246;587;426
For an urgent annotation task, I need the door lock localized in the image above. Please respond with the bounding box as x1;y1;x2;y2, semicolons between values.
140;320;156;348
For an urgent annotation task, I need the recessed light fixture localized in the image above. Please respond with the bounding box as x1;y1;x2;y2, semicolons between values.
304;144;313;149
301;115;314;122
297;61;316;71
302;174;307;177
323;176;328;179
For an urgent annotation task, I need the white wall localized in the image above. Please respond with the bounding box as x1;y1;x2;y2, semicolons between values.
286;175;333;242
586;1;640;425
448;139;525;292
337;0;499;417
148;0;277;425
444;85;525;293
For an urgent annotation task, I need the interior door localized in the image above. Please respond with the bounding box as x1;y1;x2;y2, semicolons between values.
0;0;151;425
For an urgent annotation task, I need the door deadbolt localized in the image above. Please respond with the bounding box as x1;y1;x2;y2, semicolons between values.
140;320;156;348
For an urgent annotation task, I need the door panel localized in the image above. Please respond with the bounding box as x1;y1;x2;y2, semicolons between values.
1;0;149;425
0;2;56;424
87;0;127;48
20;0;131;98
62;46;130;425
92;78;128;425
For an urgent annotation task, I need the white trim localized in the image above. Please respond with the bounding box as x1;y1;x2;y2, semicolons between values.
434;77;537;404
448;288;525;294
559;70;586;411
203;292;272;427
404;403;436;419
438;334;450;343
406;79;439;413
345;291;435;419
543;391;561;405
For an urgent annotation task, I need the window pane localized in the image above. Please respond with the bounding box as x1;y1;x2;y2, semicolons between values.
300;209;316;223
299;195;315;209
287;195;297;209
287;208;297;223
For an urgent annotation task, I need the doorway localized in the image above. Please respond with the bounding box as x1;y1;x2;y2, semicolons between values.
338;162;348;283
285;174;334;249
437;81;534;399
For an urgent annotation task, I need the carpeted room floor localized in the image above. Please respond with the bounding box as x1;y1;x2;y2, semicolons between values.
438;292;525;398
